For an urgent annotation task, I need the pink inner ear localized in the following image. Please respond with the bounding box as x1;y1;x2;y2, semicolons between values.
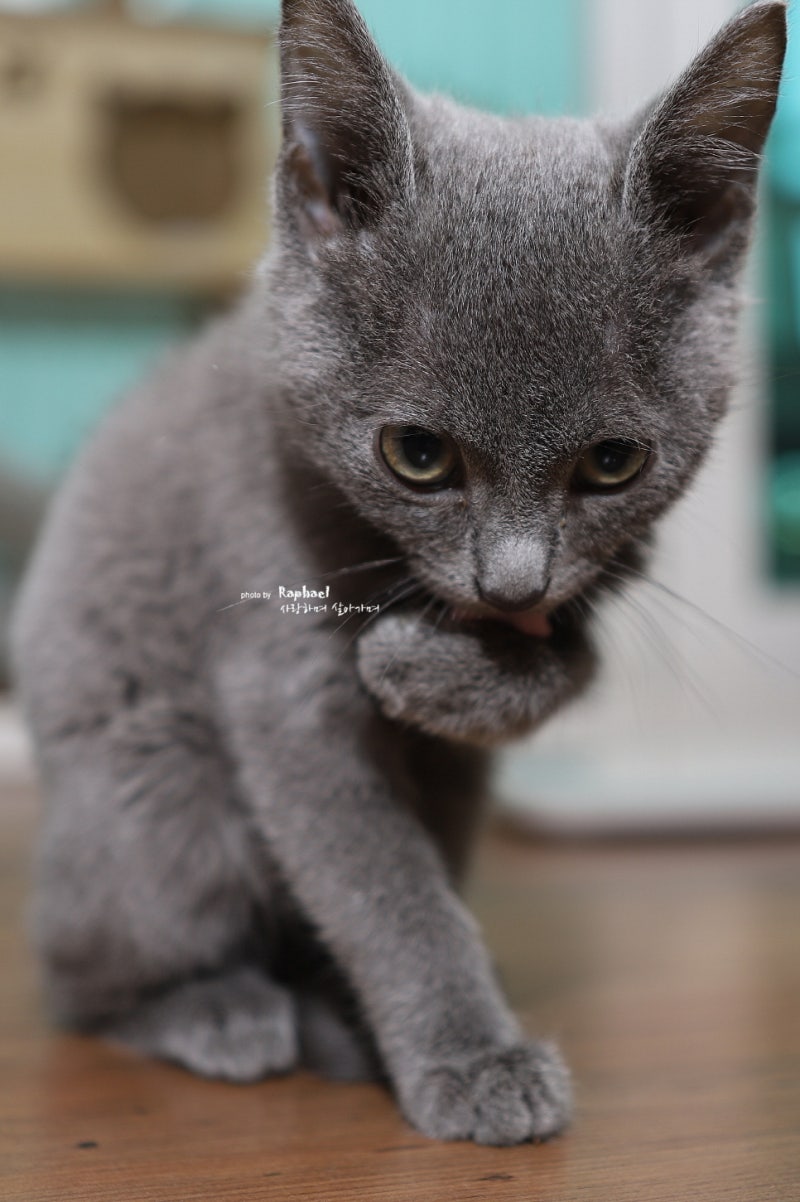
286;141;345;242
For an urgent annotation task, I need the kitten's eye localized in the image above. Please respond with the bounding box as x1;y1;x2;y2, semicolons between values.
379;425;460;490
572;439;650;492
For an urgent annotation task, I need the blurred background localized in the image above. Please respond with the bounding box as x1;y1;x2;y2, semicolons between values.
0;0;798;832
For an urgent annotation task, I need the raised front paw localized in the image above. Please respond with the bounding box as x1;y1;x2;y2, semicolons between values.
356;611;570;744
356;613;439;724
399;1040;572;1146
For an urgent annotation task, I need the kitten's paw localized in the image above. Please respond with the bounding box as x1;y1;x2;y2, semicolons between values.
357;614;539;743
400;1041;571;1146
356;616;420;722
105;967;298;1082
356;614;491;736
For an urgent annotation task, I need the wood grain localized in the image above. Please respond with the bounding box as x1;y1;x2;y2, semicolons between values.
1;784;799;1201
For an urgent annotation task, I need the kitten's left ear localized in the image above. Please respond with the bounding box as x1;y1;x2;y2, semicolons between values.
624;2;787;262
277;0;415;245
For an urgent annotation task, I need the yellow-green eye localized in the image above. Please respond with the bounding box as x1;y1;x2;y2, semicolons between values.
573;439;650;492
379;425;460;490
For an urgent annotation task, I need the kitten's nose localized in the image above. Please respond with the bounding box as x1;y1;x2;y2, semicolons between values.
476;535;553;613
477;578;550;613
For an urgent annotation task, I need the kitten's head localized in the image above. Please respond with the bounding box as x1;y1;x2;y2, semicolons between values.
264;0;786;629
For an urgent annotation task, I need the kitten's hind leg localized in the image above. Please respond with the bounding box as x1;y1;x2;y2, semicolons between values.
103;966;297;1082
33;704;298;1080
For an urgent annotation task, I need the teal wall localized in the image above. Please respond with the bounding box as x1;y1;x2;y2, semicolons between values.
339;0;584;116
765;0;800;581
0;291;194;481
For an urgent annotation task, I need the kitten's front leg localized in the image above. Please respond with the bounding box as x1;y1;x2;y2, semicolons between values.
213;633;571;1145
357;610;595;745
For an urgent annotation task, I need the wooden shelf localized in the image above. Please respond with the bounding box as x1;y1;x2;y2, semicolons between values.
0;5;279;294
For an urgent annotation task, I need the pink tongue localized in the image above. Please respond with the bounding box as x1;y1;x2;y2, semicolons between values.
451;606;553;638
506;609;553;638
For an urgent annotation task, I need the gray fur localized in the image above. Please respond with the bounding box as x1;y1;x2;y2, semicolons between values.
10;0;785;1145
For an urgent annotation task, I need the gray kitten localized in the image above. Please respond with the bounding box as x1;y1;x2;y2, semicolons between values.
11;0;786;1146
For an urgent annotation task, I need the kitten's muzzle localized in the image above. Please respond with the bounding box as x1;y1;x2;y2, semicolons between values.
453;588;554;639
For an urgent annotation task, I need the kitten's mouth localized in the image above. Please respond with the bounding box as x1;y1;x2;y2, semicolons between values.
501;608;553;638
449;604;554;639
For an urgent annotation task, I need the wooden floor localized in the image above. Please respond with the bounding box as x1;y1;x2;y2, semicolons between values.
2;785;799;1202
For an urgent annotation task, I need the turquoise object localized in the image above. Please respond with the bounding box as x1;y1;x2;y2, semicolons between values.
765;1;800;579
768;0;800;202
357;0;584;116
771;453;800;558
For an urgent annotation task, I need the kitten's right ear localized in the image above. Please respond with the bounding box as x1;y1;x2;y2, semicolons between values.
623;2;787;263
277;0;415;246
